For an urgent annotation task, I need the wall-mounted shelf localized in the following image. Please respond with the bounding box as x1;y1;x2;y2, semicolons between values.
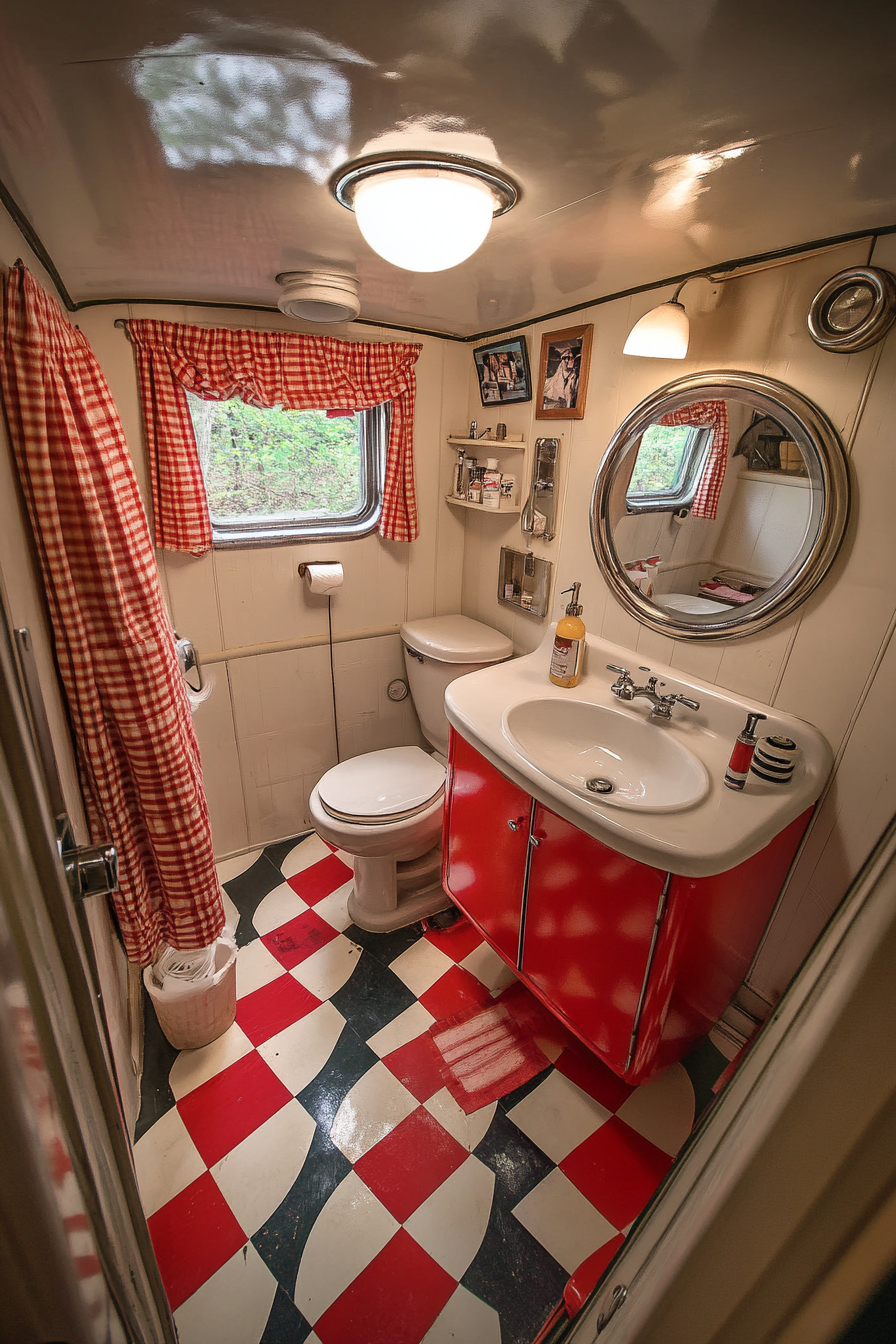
447;436;526;451
445;495;521;516
498;547;553;618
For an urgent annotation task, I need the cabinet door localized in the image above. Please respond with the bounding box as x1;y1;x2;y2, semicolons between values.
522;804;668;1077
443;730;531;965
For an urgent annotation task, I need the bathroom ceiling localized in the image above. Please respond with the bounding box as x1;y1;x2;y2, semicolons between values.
1;0;896;337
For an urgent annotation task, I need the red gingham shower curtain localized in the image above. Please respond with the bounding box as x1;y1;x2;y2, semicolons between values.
1;265;224;965
126;320;423;555
660;400;730;519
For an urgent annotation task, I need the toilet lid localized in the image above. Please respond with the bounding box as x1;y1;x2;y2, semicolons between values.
317;746;446;824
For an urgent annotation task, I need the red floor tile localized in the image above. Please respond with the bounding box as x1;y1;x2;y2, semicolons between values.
564;1234;626;1316
560;1115;672;1229
424;917;485;963
314;1229;456;1344
261;908;340;971
147;1172;246;1312
555;1042;636;1114
236;973;322;1046
419;964;493;1021
354;1106;468;1222
287;853;352;905
382;1031;446;1103
177;1052;293;1166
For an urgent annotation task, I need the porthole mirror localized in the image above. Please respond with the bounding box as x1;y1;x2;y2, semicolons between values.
590;371;850;641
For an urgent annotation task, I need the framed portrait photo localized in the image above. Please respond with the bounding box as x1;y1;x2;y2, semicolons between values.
473;336;532;407
536;324;593;419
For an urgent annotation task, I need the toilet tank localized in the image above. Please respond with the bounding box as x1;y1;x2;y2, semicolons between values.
400;616;513;756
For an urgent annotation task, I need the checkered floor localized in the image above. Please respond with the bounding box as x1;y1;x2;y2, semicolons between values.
134;833;696;1344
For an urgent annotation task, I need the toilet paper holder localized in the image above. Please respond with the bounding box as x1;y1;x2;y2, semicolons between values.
298;560;339;577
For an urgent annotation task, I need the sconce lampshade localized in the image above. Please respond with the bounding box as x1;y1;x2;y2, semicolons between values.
331;154;519;273
623;300;690;359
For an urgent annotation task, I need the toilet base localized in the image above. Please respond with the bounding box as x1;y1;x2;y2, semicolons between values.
348;844;452;933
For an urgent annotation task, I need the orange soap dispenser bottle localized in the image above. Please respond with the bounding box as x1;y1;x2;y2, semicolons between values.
549;582;586;688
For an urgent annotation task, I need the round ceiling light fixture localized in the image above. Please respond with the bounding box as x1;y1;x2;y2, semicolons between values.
330;152;519;273
276;271;361;323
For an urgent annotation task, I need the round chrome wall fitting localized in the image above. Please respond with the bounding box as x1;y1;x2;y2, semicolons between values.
387;678;409;702
276;271;361;323
807;266;896;353
329;152;520;217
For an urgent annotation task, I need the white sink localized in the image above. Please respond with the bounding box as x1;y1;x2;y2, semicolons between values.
503;699;708;812
444;626;833;877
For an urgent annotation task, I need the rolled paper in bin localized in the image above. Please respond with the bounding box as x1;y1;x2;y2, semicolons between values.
143;936;237;1051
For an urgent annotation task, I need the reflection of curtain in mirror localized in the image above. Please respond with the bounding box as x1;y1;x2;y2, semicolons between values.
659;400;729;519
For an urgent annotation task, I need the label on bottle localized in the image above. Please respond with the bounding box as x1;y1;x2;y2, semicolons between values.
724;738;756;790
550;635;582;681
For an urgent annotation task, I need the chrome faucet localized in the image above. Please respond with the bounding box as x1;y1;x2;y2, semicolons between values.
606;665;700;721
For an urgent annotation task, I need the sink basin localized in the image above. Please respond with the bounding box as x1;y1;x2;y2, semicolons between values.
503;699;709;812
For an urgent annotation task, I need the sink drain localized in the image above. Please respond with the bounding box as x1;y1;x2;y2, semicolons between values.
586;777;614;795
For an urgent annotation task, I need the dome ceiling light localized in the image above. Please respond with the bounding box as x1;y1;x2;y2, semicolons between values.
276;270;361;323
330;152;520;273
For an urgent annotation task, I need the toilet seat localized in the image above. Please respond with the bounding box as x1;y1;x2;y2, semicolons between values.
316;746;445;826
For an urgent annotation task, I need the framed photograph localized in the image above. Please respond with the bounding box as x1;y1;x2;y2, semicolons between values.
473;336;532;407
536;324;593;419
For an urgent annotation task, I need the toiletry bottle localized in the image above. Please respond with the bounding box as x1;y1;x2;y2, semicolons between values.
469;419;477;440
482;458;502;509
454;447;466;499
724;712;767;790
549;582;586;688
468;468;482;504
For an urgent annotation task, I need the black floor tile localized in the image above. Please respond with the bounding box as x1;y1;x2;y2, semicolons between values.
328;948;418;1042
343;920;426;968
475;1107;556;1203
462;1186;568;1344
224;854;289;948
252;1127;352;1299
296;1023;379;1133
681;1036;729;1119
259;1285;313;1343
135;985;180;1142
262;833;314;874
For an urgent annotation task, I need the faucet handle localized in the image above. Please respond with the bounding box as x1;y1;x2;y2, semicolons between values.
607;664;630;677
668;694;700;711
607;665;635;701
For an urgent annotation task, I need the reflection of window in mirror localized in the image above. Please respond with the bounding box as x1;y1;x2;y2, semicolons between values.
625;423;712;513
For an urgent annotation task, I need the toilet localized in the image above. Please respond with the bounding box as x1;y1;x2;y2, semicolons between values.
309;615;513;932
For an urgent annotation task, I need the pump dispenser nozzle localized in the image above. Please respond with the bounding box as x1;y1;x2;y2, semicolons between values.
561;582;583;617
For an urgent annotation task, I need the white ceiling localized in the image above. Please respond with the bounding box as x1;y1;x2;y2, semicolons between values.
2;0;895;337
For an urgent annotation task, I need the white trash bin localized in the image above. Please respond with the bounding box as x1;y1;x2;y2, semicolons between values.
143;936;237;1051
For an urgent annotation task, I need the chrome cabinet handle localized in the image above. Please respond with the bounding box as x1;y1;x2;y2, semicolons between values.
529;835;541;848
507;819;519;832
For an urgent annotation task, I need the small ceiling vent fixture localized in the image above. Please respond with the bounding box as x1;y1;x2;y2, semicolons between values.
330;151;520;273
276;271;361;323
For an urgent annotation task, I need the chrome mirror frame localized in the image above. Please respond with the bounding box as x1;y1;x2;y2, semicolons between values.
590;370;850;641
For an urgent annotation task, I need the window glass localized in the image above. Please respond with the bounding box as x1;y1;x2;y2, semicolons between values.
626;423;711;512
186;394;385;544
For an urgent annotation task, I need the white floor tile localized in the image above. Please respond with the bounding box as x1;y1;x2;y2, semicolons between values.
133;1106;206;1218
404;1156;495;1280
512;1169;618;1275
216;850;264;885
252;881;310;937
366;1001;436;1058
422;1285;502;1344
174;1242;277;1344
294;1171;398;1323
280;832;333;880
236;939;287;999
211;1099;316;1238
389;939;455;996
423;1088;496;1153
313;879;354;931
329;1062;418;1164
460;942;518;995
507;1069;611;1163
221;889;241;939
615;1062;695;1157
169;1022;254;1100
291;935;362;1000
257;1001;346;1095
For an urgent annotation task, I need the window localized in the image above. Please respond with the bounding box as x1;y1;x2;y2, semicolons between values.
625;422;713;514
186;394;388;545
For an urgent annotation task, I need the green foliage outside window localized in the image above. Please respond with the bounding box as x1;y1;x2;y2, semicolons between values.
187;394;362;522
628;424;694;496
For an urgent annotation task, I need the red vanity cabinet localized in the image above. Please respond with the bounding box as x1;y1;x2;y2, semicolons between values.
443;728;812;1085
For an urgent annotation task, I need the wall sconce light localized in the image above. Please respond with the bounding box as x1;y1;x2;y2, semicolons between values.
330;152;519;273
624;280;690;359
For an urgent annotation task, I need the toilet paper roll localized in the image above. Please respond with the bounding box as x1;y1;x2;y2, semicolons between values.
304;562;344;595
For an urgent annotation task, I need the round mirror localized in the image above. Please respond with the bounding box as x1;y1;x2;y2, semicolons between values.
590;371;850;641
